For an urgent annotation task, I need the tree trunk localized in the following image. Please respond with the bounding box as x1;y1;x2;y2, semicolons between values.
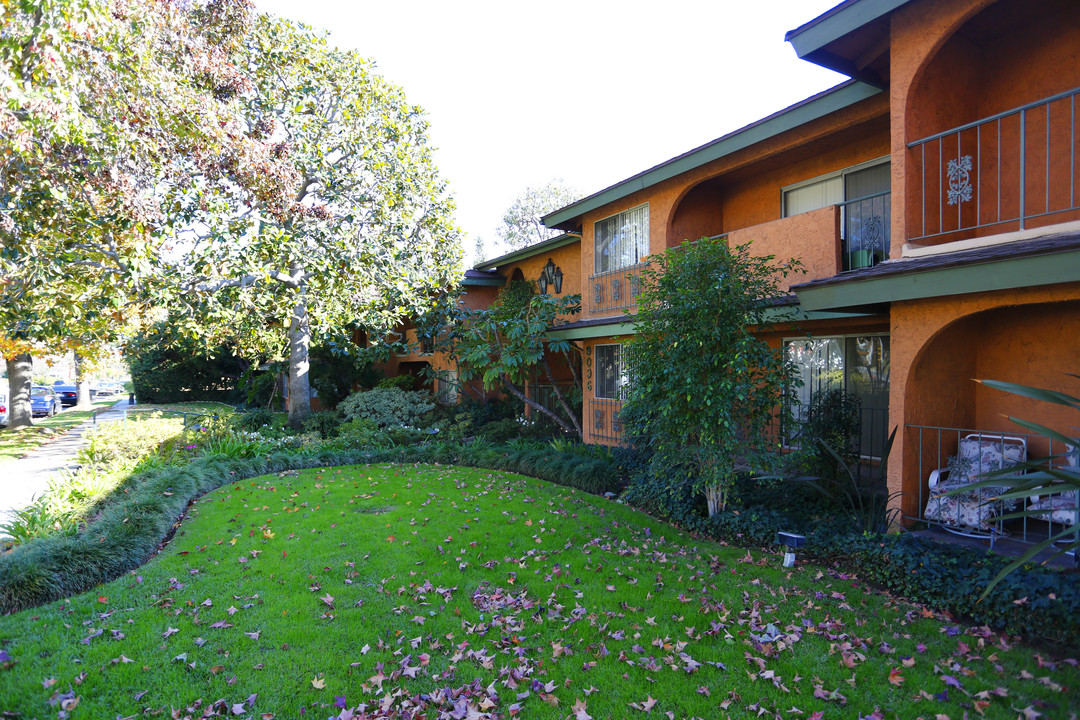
5;354;33;429
540;354;583;439
74;352;94;410
499;372;580;439
704;485;726;516
287;286;312;430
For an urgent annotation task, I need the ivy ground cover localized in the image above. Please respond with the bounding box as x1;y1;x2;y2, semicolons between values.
0;465;1075;719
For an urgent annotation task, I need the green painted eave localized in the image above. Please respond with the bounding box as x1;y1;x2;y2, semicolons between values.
794;248;1080;312
759;305;877;323
541;81;882;229
545;306;863;340
461;275;505;287
474;233;580;271
785;0;910;59
550;321;638;341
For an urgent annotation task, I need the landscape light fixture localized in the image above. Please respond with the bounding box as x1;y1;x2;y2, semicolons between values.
776;531;806;568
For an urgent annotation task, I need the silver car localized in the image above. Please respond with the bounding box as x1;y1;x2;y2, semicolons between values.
0;390;7;427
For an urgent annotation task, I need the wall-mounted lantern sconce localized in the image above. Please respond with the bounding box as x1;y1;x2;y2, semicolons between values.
539;258;562;295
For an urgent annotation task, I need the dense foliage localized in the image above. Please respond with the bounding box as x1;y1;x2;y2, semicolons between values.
434;282;583;437
623;238;800;514
0;0;259;426
174;14;462;428
125;324;248;404
338;387;436;429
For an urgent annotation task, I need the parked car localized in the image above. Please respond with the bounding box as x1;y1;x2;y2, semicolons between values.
93;383;117;397
53;384;80;407
0;390;7;427
30;386;61;417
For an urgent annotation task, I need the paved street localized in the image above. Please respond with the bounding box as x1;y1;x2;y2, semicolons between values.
0;399;131;536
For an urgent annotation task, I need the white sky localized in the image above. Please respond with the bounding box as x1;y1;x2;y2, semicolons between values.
251;0;847;263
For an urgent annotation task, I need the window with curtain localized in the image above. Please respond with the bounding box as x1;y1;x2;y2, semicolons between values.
782;159;891;269
594;204;649;273
786;335;890;458
594;344;627;400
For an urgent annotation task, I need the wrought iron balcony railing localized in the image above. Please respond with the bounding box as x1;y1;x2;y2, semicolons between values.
908;86;1080;243
906;424;1079;562
587;398;624;443
585;263;646;316
840;191;890;270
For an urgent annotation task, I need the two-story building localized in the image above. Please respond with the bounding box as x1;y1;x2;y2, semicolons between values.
535;0;1080;535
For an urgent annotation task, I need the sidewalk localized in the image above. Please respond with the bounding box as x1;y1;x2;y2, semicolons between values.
0;399;132;535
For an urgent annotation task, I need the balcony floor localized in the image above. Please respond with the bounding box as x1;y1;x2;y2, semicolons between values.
909;525;1079;571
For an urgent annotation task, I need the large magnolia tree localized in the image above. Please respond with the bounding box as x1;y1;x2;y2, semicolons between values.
173;15;461;428
0;0;264;425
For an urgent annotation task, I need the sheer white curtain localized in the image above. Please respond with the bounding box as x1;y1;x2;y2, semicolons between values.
595;204;649;273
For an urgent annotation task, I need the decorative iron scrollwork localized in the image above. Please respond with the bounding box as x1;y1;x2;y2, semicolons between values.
863;216;882;251
611;277;621;304
629;274;641;298
947;154;973;205
593;282;603;306
594;408;604;431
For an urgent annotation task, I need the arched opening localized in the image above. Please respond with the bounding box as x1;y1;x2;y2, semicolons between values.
906;0;1080;244
668;176;725;248
903;299;1080;519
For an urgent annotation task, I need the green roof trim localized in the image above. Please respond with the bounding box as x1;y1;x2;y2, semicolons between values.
541;81;882;229
461;275;505;287
759;305;878;323
794;248;1080;312
473;233;580;271
785;0;910;60
550;321;637;341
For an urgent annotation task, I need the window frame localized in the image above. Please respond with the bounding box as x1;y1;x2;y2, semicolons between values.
780;156;890;218
783;333;890;460
593;203;649;274
593;343;627;401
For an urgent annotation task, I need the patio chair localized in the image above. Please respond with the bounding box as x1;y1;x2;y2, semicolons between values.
923;434;1026;536
1027;442;1079;527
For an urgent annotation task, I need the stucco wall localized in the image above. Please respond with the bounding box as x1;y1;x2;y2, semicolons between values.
894;0;1080;249
890;283;1080;519
729;206;840;290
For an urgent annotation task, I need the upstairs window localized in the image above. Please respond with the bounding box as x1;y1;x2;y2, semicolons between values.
783;158;891;269
594;204;648;274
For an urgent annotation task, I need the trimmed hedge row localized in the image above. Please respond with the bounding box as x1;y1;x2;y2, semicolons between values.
661;500;1080;649
0;445;619;613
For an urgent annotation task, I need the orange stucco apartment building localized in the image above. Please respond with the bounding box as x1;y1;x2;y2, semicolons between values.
465;0;1080;534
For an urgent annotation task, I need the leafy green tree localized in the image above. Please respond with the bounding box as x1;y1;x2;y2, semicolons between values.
435;282;583;438
175;15;461;429
497;180;579;251
124;322;249;404
623;238;800;515
0;0;263;425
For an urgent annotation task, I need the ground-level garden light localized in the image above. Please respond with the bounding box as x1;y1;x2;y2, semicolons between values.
777;531;806;568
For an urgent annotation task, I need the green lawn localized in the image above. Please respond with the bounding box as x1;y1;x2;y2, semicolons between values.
0;464;1075;719
0;400;118;464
